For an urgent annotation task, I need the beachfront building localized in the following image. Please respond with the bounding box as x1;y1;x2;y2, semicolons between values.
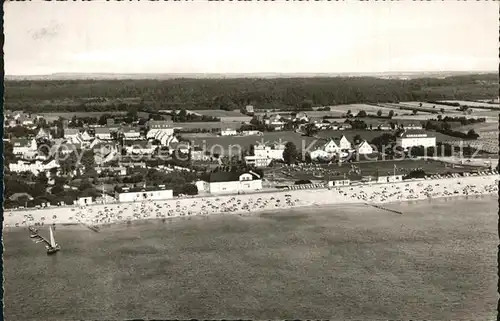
328;179;351;187
9;159;60;175
244;155;272;168
95;127;112;140
396;129;436;149
115;186;174;203
254;143;285;161
377;175;404;183
12;138;38;157
221;128;238;136
76;196;93;207
196;170;263;194
355;141;374;155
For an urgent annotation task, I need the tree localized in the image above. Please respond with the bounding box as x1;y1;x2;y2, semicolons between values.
388;110;395;118
36;172;48;186
80;150;96;173
248;144;255;156
353;134;362;144
440;108;445;114
377;110;383;117
356;110;367;118
412;109;418;115
346;110;353;118
467;129;479;139
304;123;318;137
282;142;299;165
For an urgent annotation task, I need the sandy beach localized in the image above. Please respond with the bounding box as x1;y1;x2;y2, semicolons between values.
4;173;498;229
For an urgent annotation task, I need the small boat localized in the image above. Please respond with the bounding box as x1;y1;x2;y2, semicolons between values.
29;226;39;238
46;226;61;255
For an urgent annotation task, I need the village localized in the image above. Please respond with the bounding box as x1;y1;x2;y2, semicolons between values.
4;98;498;213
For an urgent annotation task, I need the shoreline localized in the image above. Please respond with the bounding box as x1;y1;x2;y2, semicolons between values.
4;174;498;231
4;193;496;233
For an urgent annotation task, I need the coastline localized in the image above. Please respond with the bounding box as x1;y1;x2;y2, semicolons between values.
4;174;498;231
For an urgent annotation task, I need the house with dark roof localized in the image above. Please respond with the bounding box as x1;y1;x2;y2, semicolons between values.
121;126;142;140
195;170;263;194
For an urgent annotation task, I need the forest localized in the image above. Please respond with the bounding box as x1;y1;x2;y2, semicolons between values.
5;74;498;113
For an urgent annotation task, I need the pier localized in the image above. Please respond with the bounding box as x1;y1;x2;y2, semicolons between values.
365;203;403;215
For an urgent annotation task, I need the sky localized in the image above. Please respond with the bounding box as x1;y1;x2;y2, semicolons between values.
5;1;499;75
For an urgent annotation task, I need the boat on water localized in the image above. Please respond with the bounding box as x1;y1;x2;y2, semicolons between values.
28;226;39;238
45;226;61;255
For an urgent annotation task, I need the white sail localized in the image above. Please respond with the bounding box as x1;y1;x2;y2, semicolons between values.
49;226;56;247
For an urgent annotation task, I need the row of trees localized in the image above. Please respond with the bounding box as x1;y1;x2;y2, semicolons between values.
6;74;497;112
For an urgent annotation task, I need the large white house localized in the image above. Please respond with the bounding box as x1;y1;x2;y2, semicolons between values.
146;120;175;145
196;170;263;194
396;130;436;149
355;140;374;155
338;135;352;150
323;139;341;153
254;143;285;160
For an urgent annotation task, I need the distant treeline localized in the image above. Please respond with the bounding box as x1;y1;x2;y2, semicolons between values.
5;74;498;113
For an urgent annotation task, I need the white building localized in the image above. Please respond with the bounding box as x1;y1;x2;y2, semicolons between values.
116;187;173;203
196;171;263;194
121;127;142;140
310;149;332;161
244;155;272;168
263;114;287;131
338;135;352;150
12;138;38;157
377;175;404;183
9;159;59;175
64;128;80;140
355;141;374;155
396;130;436;149
328;179;351;187
124;140;156;155
94;127;112;140
254;143;285;161
221;129;237;136
146;120;175;139
76;197;93;207
323;139;341;153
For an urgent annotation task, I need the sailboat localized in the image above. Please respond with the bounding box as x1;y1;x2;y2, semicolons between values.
45;226;61;255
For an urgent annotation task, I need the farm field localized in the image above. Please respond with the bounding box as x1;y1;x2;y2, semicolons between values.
37;111;128;121
399;101;467;113
329;104;398;115
438;100;500;109
197;110;248;117
455;122;499;134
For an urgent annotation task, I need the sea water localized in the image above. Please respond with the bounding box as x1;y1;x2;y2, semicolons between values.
4;196;497;320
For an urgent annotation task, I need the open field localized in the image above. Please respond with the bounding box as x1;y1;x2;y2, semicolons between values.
35;111;128;121
196;110;248;117
455;122;499;134
4;196;497;320
329;104;398;115
438;100;500;109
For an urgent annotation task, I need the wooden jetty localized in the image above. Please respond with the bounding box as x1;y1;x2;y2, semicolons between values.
365;203;403;215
